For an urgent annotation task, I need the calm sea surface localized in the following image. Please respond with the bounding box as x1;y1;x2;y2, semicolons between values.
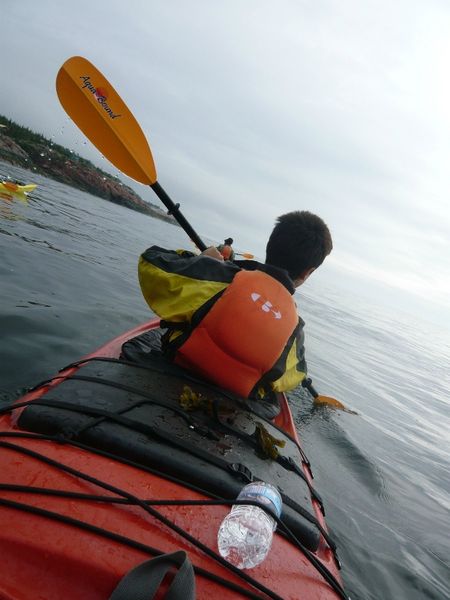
1;161;449;600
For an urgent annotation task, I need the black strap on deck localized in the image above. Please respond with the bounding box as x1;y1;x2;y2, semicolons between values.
108;550;195;600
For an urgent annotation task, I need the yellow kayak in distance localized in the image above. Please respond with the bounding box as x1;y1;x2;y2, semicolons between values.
0;181;37;194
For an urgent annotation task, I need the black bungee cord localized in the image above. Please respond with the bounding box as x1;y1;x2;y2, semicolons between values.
0;429;349;600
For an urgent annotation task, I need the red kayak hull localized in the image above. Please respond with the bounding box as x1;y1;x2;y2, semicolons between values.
0;319;343;600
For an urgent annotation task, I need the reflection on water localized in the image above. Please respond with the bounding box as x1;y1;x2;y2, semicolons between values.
0;190;29;220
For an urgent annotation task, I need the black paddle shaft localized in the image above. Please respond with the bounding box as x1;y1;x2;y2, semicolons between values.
151;181;207;252
302;377;319;399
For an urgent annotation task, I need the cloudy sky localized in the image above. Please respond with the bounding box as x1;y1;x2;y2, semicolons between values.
1;1;449;327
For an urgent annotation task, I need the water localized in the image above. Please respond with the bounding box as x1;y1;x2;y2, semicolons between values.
1;161;449;599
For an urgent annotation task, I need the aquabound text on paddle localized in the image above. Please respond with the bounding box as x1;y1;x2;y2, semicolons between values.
79;76;121;119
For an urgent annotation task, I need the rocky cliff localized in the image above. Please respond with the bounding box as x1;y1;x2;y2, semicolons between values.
0;116;177;224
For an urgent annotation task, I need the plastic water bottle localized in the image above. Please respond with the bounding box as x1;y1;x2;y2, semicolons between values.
217;481;282;569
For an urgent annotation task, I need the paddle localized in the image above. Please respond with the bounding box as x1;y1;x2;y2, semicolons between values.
55;56;207;252
302;378;353;412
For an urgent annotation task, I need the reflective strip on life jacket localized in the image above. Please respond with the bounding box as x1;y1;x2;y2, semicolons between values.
174;269;298;397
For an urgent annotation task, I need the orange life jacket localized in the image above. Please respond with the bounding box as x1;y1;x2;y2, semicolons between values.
174;269;298;397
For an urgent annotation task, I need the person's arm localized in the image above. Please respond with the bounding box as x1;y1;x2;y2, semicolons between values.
270;320;307;393
202;246;224;260
138;245;235;324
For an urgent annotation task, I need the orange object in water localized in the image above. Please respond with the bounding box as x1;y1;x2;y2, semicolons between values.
0;318;346;600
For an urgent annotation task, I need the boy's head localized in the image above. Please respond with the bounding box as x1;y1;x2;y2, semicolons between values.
224;237;233;245
265;211;332;284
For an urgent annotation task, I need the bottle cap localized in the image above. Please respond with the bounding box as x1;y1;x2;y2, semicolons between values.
237;482;282;518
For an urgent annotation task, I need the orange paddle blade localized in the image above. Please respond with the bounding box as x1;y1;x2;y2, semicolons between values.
313;395;357;414
56;56;157;185
313;395;347;409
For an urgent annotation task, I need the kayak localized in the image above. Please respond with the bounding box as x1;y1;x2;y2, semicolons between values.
0;318;346;600
0;181;37;194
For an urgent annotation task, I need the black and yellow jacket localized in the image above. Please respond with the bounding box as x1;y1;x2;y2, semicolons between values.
138;246;307;398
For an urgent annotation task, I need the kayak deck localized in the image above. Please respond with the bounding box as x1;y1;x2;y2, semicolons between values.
0;319;345;600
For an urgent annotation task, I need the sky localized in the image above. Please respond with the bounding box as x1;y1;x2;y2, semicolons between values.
1;0;449;329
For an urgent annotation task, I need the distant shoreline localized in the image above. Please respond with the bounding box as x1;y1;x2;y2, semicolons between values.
0;115;178;225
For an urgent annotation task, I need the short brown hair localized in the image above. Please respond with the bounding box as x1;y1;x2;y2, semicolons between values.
265;211;332;280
